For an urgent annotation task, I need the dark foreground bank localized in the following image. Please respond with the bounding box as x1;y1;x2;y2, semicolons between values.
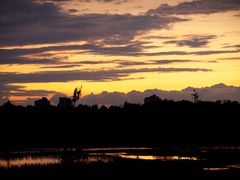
0;100;239;150
0;100;239;178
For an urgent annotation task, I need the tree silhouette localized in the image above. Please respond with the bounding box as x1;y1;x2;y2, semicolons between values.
191;89;199;103
72;86;82;107
3;100;15;108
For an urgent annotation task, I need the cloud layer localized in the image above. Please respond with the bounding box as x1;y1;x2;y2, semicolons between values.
0;0;185;46
164;35;217;48
0;67;211;84
148;0;240;15
3;83;239;106
1;0;240;105
79;83;240;106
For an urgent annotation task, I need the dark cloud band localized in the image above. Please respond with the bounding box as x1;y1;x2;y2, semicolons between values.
0;67;211;84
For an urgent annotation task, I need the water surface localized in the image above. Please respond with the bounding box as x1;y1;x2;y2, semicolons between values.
1;146;240;176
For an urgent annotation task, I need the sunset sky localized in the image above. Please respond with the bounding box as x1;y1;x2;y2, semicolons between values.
0;0;240;104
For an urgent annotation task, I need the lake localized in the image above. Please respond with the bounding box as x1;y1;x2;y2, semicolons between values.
1;146;240;178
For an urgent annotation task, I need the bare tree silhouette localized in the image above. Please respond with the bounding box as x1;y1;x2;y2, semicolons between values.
72;86;82;107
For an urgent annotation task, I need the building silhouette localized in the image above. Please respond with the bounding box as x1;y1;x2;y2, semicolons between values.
34;97;50;108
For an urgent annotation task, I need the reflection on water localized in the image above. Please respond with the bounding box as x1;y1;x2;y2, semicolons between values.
0;149;198;169
83;147;153;152
0;156;60;168
0;155;114;168
0;146;240;172
204;163;240;171
203;167;229;171
115;154;198;161
198;146;240;153
78;156;113;164
228;163;240;169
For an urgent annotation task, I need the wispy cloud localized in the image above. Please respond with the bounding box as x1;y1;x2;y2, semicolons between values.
134;49;240;57
78;0;132;3
218;57;240;60
0;67;211;84
1;43;239;65
223;44;240;48
115;59;198;66
0;84;56;97
148;0;240;15
0;0;186;46
164;35;217;48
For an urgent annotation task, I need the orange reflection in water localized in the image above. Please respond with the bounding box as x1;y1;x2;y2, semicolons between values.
203;168;229;171
0;156;60;168
117;154;198;161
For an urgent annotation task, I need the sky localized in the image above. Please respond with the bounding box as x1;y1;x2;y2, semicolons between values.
0;0;240;105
